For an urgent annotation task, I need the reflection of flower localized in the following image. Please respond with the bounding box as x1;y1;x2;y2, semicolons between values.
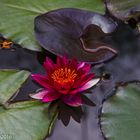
30;56;100;107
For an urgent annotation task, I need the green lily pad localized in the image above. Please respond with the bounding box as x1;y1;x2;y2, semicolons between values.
0;100;57;140
101;82;140;140
0;70;30;105
0;0;105;51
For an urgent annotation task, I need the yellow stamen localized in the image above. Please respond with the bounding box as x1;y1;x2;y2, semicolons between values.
51;67;77;85
0;41;13;49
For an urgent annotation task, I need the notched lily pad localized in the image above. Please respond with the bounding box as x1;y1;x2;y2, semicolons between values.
0;69;58;140
0;70;30;105
35;8;117;64
0;101;57;140
100;81;140;140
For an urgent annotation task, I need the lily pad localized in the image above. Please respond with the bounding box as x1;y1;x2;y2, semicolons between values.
105;0;140;21
101;82;140;140
35;8;117;63
0;70;30;105
0;0;105;51
0;100;57;140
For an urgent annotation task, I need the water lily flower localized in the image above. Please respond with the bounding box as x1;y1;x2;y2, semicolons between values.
30;56;100;107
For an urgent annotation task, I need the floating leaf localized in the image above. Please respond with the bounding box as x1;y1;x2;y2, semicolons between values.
101;82;140;140
0;70;30;105
35;8;117;63
0;0;105;51
0;101;57;140
105;0;140;21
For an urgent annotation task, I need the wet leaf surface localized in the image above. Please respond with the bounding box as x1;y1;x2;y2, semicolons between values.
0;0;105;51
0;23;140;140
50;23;140;140
35;8;117;63
105;0;140;19
105;0;140;24
0;70;30;105
0;101;57;140
101;82;140;140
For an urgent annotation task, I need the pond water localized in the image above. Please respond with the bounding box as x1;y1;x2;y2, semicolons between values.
0;23;140;140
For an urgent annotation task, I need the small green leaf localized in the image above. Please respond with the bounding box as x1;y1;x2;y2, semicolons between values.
0;70;30;105
0;101;57;140
0;0;105;51
101;82;140;140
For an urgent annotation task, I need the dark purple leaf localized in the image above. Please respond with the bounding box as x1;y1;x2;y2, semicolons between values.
81;95;96;106
34;8;117;64
104;0;140;22
57;102;83;126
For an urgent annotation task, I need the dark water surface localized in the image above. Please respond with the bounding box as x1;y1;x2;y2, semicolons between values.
0;24;140;140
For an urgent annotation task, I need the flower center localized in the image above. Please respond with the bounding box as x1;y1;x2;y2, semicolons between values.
51;67;77;85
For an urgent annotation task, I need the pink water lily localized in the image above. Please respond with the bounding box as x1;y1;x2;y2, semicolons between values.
30;56;100;107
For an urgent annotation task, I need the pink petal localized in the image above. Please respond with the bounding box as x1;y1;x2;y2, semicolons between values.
42;91;61;102
32;74;52;89
77;63;91;76
81;78;100;89
56;56;63;66
53;82;71;94
61;55;68;66
73;73;94;88
59;89;69;94
71;78;100;94
62;94;82;107
30;90;48;99
44;57;54;72
77;62;85;70
81;63;91;73
69;58;78;69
